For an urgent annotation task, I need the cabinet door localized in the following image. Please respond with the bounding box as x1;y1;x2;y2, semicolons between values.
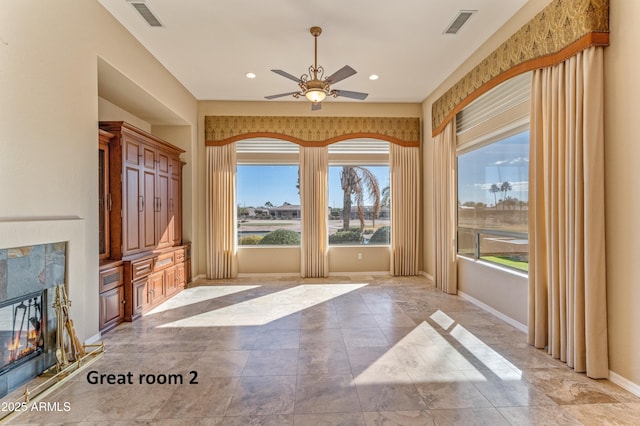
176;262;186;289
165;266;178;296
142;168;157;250
157;172;171;248
124;165;142;253
132;278;149;319
99;286;124;332
122;137;142;255
98;138;111;260
170;174;182;245
148;271;165;305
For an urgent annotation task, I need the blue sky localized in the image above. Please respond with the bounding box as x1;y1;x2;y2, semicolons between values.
457;131;529;206
237;165;390;208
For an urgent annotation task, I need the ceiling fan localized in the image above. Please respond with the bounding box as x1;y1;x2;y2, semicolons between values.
265;26;368;110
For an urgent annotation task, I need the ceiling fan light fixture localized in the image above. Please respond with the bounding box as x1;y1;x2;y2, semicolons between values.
305;88;327;103
266;26;368;109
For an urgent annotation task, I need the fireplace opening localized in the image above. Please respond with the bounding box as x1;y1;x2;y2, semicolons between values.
0;291;45;375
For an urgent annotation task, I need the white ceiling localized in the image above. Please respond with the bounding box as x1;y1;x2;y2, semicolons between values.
98;0;527;105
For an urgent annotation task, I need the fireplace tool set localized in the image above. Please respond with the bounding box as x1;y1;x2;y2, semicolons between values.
53;284;85;369
1;285;105;423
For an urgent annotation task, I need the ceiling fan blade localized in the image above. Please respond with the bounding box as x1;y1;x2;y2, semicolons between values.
271;69;301;82
264;91;300;100
326;65;357;84
311;102;322;111
333;89;368;100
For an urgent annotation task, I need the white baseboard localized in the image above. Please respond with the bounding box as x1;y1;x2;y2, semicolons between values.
84;332;102;345
609;370;640;397
237;272;300;278
328;271;390;277
457;290;528;333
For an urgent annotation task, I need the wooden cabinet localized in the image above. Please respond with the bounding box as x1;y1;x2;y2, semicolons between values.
123;245;188;321
99;121;189;331
99;121;185;259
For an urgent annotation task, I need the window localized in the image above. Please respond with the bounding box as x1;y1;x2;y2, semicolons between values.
456;72;531;272
236;140;300;246
328;140;390;246
457;130;529;271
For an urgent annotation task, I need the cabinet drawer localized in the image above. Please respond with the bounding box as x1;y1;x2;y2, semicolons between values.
131;257;154;280
99;265;123;292
154;252;175;270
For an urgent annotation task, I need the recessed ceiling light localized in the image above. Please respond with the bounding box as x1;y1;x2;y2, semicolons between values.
246;72;256;79
369;74;379;80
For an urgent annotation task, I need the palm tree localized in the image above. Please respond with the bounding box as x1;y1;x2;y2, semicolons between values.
264;201;273;208
340;166;381;230
500;181;512;209
489;184;501;209
381;186;390;208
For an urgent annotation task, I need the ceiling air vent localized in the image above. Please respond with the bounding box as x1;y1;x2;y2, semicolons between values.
444;10;476;35
128;1;163;27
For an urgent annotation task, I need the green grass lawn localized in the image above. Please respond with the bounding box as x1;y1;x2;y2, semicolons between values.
240;221;294;227
481;255;529;272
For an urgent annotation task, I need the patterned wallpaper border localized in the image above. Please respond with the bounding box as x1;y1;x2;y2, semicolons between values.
432;0;609;136
205;116;421;148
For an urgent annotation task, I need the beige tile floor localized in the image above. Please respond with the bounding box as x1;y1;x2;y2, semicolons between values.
4;275;640;425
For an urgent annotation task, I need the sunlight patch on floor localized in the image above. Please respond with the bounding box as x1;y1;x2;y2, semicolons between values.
156;283;368;327
147;285;260;315
353;310;522;385
431;310;522;380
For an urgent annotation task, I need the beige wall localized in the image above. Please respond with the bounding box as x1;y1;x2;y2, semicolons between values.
604;0;640;388
98;97;152;132
0;0;197;341
458;258;528;327
422;0;640;391
329;246;391;274
197;101;421;276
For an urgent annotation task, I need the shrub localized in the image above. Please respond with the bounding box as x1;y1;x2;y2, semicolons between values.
368;226;390;245
329;230;363;245
258;229;301;245
238;235;263;245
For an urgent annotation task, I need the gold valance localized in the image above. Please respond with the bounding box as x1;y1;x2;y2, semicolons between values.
205;116;421;147
432;0;609;136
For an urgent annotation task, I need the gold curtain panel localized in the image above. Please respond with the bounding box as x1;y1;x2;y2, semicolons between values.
431;0;609;136
205;116;421;147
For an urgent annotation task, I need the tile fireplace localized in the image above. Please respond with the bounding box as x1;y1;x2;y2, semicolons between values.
0;243;65;398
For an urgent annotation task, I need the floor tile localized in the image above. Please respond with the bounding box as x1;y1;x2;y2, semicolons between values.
4;276;639;426
225;376;296;416
294;374;362;414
